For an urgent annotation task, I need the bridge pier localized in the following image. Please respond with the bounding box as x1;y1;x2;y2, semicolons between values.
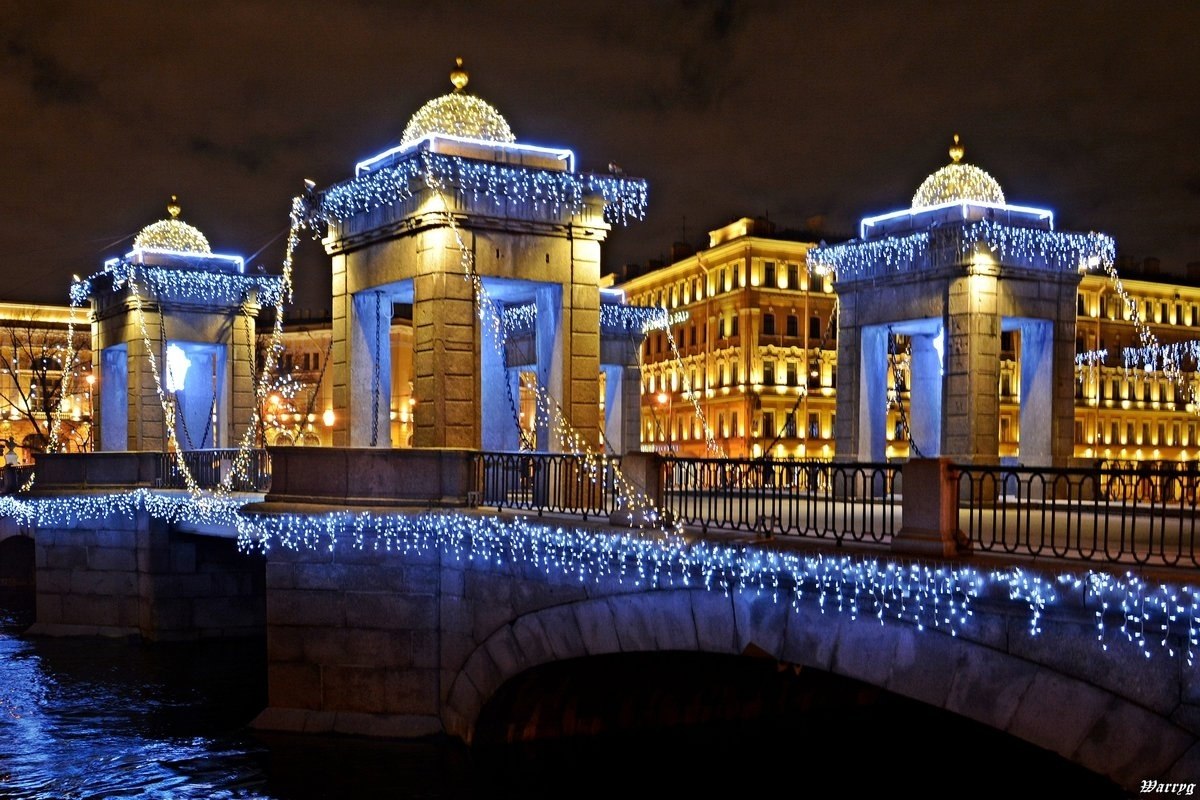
27;496;264;641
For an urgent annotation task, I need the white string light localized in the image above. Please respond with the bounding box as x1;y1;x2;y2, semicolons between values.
1;488;1189;661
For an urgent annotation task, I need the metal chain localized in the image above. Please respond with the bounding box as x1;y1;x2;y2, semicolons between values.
887;326;922;458
370;290;382;447
501;332;535;451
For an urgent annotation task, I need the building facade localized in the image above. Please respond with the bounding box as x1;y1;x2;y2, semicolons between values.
616;221;1200;464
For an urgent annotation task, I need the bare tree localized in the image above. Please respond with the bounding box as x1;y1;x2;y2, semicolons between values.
0;313;92;455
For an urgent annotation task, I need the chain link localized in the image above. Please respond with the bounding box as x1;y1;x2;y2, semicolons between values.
370;290;382;447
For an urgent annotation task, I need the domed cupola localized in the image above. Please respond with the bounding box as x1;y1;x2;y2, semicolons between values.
132;196;212;254
911;134;1005;209
400;57;516;146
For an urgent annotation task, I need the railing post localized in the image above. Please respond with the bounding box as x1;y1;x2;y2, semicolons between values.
892;458;970;557
608;451;665;528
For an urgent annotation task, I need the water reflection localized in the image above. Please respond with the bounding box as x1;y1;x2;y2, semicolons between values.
0;593;473;799
0;589;1128;799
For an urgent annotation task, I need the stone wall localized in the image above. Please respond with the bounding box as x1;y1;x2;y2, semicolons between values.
30;507;264;640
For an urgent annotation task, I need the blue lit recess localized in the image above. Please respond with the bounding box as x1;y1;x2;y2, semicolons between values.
0;490;1193;663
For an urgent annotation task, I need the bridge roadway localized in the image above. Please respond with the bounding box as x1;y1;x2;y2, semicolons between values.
9;449;1200;793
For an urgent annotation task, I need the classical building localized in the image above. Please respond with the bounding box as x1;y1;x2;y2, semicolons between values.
613;216;838;459
615;140;1200;465
0;302;93;462
259;308;414;448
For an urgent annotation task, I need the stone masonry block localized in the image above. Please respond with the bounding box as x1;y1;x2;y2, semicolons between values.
344;592;436;631
484;626;528;681
510;614;557;667
268;662;323;710
382;669;439;715
322;665;385;713
733;588;788;658
1073;697;1195;788
943;646;1036;734
572;599;622;656
691;590;737;654
607;594;658;652
780;600;840;670
1006;671;1111;760
533;604;585;661
266;589;345;627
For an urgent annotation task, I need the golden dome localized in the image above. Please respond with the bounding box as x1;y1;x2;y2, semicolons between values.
400;57;516;146
133;196;212;254
912;134;1005;208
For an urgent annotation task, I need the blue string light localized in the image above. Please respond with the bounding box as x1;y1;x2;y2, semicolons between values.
3;489;1192;663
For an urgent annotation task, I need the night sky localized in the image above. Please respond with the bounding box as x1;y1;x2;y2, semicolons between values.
3;1;1198;312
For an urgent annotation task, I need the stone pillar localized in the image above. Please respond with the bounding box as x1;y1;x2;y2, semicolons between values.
481;317;518;452
564;269;601;453
534;286;560;450
856;325;887;462
230;308;257;447
943;269;1000;464
909;330;943;457
1018;319;1054;466
833;292;860;461
413;271;478;448
892;458;970;557
345;291;393;447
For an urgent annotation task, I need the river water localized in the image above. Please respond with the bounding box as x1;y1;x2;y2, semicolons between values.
0;588;1129;799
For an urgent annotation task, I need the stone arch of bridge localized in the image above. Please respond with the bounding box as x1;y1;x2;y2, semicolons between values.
443;588;1196;790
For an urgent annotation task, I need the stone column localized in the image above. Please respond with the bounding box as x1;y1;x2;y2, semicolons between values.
909;329;943;457
856;325;888;462
413;271;477;449
1017;319;1054;466
943;268;1000;464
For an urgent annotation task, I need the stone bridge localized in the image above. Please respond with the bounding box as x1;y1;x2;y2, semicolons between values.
3;450;1198;793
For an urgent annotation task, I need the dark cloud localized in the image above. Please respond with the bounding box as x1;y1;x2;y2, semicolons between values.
1;1;1198;310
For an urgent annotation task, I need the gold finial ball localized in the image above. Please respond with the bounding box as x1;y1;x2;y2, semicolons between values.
949;133;964;163
167;195;181;219
450;57;468;92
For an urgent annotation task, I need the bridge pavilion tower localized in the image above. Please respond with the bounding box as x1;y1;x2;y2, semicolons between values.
314;59;648;452
810;136;1115;467
81;198;282;453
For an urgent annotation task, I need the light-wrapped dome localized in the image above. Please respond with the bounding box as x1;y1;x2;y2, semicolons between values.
400;58;516;146
912;135;1005;209
133;196;211;254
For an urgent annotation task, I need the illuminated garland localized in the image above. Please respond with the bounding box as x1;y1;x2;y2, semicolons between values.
807;220;1116;281
1100;261;1200;415
401;94;516;146
318;150;648;227
133;218;211;254
4;488;1190;660
1121;340;1200;376
912;162;1005;208
70;263;285;308
502;303;675;338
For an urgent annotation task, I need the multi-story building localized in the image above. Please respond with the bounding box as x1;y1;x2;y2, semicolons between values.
1074;261;1200;463
612;217;839;459
262;308;415;448
614;220;1200;464
0;302;93;462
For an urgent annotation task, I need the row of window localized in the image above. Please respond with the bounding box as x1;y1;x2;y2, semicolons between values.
1079;294;1200;327
633;260;836;311
647;410;833;442
642;312;830;357
1077;418;1200;448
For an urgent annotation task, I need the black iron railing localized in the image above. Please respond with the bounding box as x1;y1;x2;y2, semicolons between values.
662;457;900;543
474;452;623;519
957;464;1200;567
158;449;271;492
